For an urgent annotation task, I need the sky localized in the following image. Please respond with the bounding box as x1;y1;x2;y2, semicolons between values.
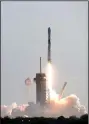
1;1;88;110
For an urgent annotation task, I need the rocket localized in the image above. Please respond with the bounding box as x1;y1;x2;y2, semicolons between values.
48;27;51;63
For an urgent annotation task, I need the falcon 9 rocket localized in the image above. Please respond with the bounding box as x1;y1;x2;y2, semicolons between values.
48;27;51;63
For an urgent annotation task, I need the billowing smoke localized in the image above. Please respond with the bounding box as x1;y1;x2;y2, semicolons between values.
1;103;17;117
1;94;87;118
46;94;87;117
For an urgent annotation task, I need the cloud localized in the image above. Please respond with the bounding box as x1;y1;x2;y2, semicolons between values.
1;94;87;118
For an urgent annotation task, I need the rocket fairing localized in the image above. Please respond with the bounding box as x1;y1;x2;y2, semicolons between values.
48;27;51;63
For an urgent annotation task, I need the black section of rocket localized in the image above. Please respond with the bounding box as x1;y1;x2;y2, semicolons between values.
48;27;51;63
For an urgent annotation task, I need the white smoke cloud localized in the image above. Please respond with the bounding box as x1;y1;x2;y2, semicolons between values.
1;94;87;118
47;94;87;118
11;102;17;109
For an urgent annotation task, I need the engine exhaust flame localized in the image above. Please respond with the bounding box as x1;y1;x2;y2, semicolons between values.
46;62;59;101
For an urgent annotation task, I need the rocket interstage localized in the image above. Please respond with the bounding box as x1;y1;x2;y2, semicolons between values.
48;27;51;63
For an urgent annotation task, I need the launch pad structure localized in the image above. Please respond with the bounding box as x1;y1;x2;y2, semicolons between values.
34;57;47;106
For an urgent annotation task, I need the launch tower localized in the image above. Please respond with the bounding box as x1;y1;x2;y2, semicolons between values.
34;57;47;106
